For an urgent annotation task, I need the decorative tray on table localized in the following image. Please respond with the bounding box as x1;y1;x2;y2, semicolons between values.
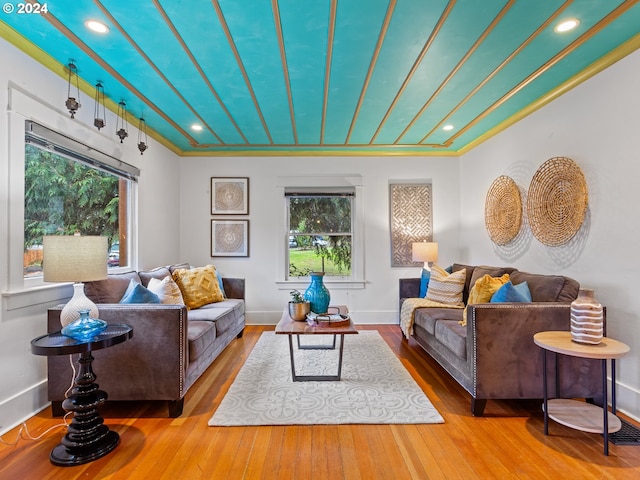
306;312;351;328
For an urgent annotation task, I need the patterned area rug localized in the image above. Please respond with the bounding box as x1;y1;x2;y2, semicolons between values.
208;330;444;426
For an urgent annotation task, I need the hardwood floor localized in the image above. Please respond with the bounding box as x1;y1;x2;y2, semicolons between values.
2;325;639;479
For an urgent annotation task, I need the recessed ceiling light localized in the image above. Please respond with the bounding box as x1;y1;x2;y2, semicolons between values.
191;124;203;132
443;124;454;131
85;20;109;34
555;18;579;33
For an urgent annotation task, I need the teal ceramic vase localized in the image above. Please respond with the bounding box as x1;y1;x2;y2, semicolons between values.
304;272;331;314
61;309;107;342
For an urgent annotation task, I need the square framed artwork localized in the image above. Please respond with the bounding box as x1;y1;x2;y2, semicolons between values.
211;177;249;215
211;220;249;257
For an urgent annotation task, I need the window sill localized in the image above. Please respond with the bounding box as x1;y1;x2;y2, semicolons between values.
276;280;365;290
2;282;72;311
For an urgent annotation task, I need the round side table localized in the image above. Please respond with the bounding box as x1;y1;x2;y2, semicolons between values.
31;324;133;466
533;330;629;456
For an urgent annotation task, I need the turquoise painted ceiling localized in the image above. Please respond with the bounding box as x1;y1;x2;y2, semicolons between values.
1;0;640;155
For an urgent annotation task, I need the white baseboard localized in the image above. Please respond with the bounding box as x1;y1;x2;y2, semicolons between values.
0;380;49;437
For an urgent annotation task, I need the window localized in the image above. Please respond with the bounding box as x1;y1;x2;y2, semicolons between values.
23;121;138;278
287;192;353;277
276;175;364;289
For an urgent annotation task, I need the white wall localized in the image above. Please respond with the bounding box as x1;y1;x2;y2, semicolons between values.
178;156;460;325
0;39;181;435
459;48;640;420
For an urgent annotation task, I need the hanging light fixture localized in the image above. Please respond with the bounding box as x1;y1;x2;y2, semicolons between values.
115;100;128;143
65;61;81;118
137;117;148;155
93;81;106;130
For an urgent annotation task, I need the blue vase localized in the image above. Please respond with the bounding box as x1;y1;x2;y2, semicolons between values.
304;272;331;314
61;309;107;342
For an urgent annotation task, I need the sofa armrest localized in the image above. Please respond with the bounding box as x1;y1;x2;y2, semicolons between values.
47;304;189;403
222;277;245;300
468;303;604;401
399;278;420;299
399;278;421;317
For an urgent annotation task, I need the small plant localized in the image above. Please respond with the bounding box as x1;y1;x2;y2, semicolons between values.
289;290;305;303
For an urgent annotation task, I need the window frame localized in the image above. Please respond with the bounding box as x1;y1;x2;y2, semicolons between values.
276;175;365;291
3;86;138;302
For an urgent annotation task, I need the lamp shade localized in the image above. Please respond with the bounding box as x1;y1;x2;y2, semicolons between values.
412;242;438;264
43;235;108;282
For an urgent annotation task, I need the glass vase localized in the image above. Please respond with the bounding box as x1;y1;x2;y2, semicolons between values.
61;309;108;342
304;272;331;314
570;288;603;344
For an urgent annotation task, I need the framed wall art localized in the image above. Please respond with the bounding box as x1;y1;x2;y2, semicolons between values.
389;182;433;267
211;219;249;257
211;177;249;215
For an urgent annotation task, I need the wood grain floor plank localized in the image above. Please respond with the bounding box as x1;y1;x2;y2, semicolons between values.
1;325;639;479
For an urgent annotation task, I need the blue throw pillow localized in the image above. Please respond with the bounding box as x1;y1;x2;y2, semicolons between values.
420;265;452;298
216;271;227;298
120;279;160;304
490;281;532;303
419;269;430;298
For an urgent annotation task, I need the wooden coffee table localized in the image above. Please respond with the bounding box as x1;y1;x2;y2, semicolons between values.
275;305;358;381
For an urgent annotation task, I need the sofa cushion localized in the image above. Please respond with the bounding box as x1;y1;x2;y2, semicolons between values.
139;267;171;287
119;279;161;304
452;263;476;303
193;299;245;335
426;265;466;306
461;273;510;326
509;270;579;302
414;307;464;335
491;281;532;303
148;276;185;305
187;320;217;362
469;266;516;289
435;320;467;360
84;271;142;303
172;265;224;309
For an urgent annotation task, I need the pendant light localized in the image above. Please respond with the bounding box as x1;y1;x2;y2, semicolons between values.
65;61;81;118
115;100;128;143
137;117;148;155
93;81;106;130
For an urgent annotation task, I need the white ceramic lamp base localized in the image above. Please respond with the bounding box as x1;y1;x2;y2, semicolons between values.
60;283;99;327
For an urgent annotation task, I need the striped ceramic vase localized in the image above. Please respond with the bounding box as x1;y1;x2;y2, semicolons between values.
570;288;603;344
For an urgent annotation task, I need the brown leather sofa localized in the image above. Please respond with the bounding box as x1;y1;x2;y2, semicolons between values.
400;263;604;416
46;264;245;417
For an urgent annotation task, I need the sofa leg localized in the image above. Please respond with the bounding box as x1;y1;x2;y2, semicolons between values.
471;398;487;416
51;401;65;417
168;399;184;418
237;328;245;339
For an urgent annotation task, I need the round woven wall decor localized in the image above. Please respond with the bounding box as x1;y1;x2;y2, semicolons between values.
485;175;522;245
526;157;588;246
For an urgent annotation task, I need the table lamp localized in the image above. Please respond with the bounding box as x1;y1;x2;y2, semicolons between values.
43;235;108;327
412;241;438;271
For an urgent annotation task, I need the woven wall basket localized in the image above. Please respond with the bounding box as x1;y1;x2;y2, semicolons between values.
485;175;522;245
526;157;588;246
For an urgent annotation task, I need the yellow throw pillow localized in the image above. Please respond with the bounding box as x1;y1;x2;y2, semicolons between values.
148;276;185;305
171;265;224;309
461;273;510;326
426;265;466;306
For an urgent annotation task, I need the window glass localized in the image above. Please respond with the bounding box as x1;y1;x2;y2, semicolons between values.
287;194;352;277
23;134;133;277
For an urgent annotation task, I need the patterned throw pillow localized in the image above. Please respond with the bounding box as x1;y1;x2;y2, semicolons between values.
426;264;466;306
461;273;510;326
171;265;224;309
148;276;185;305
